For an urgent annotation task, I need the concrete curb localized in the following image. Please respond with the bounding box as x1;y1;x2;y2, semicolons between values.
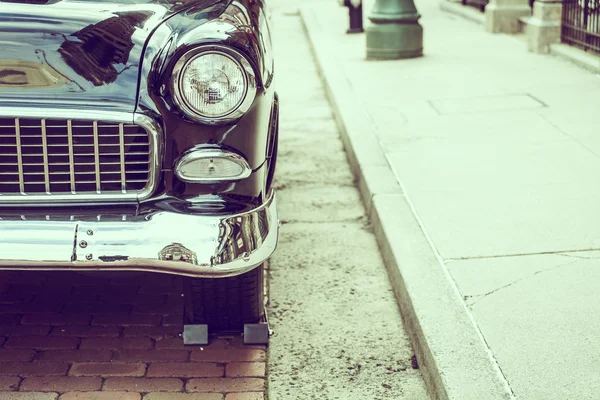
299;7;514;400
550;43;600;74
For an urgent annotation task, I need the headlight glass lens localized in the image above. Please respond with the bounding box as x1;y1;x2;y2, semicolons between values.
180;53;248;118
180;157;246;180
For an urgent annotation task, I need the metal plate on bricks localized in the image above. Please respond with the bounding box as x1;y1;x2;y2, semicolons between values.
183;324;209;345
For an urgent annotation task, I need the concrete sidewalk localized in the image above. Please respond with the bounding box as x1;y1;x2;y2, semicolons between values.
301;1;600;399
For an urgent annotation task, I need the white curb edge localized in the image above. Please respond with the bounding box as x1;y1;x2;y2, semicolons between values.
299;7;515;400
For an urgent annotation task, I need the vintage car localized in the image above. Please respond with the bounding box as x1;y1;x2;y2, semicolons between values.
0;0;279;341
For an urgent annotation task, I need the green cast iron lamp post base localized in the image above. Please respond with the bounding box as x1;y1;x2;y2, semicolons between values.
366;0;424;60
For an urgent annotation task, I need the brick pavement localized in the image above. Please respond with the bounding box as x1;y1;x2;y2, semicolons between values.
0;271;266;400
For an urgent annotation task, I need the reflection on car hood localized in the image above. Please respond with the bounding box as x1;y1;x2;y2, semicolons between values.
0;0;224;113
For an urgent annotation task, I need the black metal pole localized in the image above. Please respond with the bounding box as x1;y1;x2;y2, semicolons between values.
344;0;364;34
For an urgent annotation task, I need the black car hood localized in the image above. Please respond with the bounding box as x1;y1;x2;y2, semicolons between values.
0;0;224;113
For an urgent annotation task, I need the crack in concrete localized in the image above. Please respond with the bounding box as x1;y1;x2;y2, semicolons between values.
467;259;581;307
446;247;600;261
539;113;600;161
556;253;600;260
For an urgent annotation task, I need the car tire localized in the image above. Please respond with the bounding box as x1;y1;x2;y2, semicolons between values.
185;265;265;332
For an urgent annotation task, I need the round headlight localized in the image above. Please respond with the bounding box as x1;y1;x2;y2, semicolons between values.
172;46;257;124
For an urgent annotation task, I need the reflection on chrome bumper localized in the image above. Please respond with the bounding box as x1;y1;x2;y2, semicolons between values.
0;191;278;278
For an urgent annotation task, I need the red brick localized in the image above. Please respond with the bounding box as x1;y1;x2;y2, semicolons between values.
186;378;265;393
129;294;168;305
191;349;266;363
71;284;137;296
0;314;21;326
103;377;183;392
123;326;181;339
143;394;222;400
91;293;166;306
63;303;131;314
225;394;264;400
80;337;153;350
161;316;182;327
0;349;37;362
154;337;185;350
21;376;102;392
0;393;59;400
132;304;182;315
194;338;230;349
0;304;62;314
134;274;179;286
8;273;47;285
0;362;68;376
0;376;20;390
224;337;265;350
36;350;112;363
21;314;91;326
138;285;180;295
0;325;51;336
0;293;34;304
49;272;110;284
69;363;146;377
5;336;78;350
6;282;45;294
59;392;140;400
33;291;73;304
92;315;161;327
165;295;185;306
226;363;265;378
114;350;189;362
50;326;121;337
146;363;223;378
0;281;10;294
5;285;42;295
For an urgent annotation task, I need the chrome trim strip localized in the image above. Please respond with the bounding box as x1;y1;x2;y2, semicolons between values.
0;191;279;279
14;118;24;194
134;113;161;202
174;148;252;183
66;120;76;194
92;121;101;194
0;109;161;204
118;123;126;193
40;119;50;194
171;45;258;125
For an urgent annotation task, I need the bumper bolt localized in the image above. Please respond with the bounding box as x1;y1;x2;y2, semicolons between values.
87;230;94;236
85;254;93;260
79;240;88;248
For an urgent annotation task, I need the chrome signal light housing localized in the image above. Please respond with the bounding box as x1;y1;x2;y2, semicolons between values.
174;149;252;183
171;45;258;125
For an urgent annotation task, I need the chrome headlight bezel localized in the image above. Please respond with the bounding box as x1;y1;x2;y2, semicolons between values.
171;45;257;125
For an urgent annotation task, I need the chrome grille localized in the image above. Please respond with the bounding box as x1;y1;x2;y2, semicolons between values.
0;118;152;198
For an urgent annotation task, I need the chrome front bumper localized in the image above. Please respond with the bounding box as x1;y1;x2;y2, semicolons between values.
0;192;278;278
